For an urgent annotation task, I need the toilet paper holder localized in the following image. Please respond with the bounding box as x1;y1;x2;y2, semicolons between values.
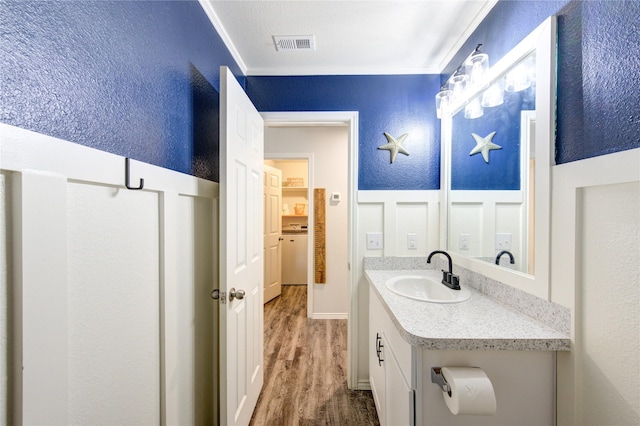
431;367;451;396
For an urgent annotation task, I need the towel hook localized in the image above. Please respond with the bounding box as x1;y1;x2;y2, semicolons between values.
124;157;144;190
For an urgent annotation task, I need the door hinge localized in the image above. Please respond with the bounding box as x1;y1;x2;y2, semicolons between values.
211;289;226;304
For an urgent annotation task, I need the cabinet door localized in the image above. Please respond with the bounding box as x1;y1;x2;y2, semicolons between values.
369;314;386;424
281;236;307;284
385;349;412;426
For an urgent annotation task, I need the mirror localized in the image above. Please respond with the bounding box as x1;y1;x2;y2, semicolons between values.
448;51;536;274
440;17;556;298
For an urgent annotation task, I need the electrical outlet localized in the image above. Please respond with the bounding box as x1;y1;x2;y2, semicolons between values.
366;232;383;250
459;233;470;250
407;233;418;250
495;233;512;250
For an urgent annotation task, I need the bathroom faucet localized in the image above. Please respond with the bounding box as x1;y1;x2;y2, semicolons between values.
427;250;461;290
495;250;515;265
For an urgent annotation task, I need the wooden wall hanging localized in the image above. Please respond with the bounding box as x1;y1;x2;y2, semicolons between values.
314;188;326;283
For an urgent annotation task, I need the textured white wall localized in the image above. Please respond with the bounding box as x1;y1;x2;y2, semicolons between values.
66;183;161;424
576;181;639;425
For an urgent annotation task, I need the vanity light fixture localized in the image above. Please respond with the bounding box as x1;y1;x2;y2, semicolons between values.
436;44;490;120
435;45;477;119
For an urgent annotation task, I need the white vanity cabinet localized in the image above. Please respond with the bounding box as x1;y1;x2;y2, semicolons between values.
369;287;557;426
369;289;413;426
366;269;569;426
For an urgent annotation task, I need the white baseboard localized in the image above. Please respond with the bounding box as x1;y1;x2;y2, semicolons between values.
355;379;372;391
311;312;348;320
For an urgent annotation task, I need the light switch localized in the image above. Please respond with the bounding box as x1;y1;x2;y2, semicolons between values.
407;233;418;250
495;233;512;250
366;232;383;250
459;233;470;250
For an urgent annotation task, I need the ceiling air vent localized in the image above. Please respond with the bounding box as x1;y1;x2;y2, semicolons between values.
273;35;316;52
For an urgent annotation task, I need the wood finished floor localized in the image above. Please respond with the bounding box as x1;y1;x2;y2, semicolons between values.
250;285;380;426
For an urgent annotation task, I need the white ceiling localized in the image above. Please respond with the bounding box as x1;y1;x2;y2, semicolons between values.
200;0;498;76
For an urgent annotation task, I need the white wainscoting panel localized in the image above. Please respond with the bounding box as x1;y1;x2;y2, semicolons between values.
552;148;640;426
449;202;483;255
355;190;440;387
66;182;161;424
1;123;218;425
449;190;525;270
176;194;216;425
357;190;440;257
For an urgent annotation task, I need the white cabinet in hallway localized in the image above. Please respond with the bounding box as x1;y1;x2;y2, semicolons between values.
281;234;308;284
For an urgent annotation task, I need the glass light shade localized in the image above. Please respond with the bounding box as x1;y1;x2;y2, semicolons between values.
465;53;489;87
464;96;484;119
448;74;468;105
435;90;451;119
505;60;532;92
482;79;505;107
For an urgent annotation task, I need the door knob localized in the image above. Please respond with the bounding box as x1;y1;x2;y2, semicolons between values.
229;288;245;302
279;237;284;241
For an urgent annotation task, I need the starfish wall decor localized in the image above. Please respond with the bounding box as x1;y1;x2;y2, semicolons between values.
378;132;410;163
469;131;501;163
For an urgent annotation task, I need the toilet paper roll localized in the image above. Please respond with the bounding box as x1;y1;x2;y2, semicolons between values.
441;367;497;415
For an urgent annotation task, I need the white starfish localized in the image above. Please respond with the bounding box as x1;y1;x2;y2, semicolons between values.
378;132;410;163
469;131;501;163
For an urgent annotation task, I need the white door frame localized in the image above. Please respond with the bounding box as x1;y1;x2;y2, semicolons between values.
261;111;359;389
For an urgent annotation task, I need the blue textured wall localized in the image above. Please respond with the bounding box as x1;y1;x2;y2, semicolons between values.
0;0;242;180
556;0;640;163
246;75;441;190
2;0;638;185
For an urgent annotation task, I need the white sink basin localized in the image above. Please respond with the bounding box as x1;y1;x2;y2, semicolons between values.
385;272;471;303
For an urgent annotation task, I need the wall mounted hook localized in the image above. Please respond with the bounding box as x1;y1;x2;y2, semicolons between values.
124;157;144;190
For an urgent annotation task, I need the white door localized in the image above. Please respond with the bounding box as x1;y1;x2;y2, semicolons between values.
219;66;264;426
263;164;282;303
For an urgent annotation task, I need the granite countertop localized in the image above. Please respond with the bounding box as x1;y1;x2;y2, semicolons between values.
366;269;571;351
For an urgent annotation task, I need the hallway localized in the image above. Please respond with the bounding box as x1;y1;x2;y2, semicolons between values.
250;286;380;425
